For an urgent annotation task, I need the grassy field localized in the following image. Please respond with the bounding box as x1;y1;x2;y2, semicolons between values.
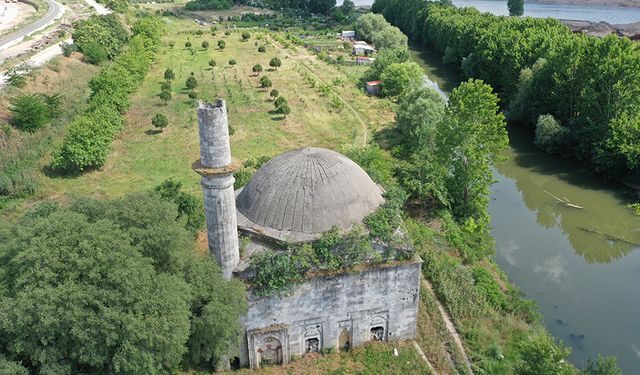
31;17;393;201
226;341;431;375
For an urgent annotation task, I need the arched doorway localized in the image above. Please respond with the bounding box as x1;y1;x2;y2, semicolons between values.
258;336;283;366
338;328;351;351
370;326;385;341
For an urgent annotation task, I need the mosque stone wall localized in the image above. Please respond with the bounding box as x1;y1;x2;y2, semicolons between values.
239;259;422;368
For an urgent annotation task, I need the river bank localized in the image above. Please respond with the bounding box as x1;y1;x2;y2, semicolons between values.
538;0;640;7
409;41;640;374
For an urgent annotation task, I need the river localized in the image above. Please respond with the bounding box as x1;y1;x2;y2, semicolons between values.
341;0;640;24
409;46;640;373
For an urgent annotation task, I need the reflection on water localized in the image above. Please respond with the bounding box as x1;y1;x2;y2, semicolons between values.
496;126;640;265
490;126;640;372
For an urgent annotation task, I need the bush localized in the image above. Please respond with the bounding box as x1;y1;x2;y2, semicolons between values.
228;59;236;66
152;113;168;131
278;102;291;117
154;179;205;234
208;59;216;68
269;57;282;69
201;40;209;49
534;114;565;154
186;75;198;90
82;40;109;64
258;45;266;53
161;81;172;92
9;94;52;132
241;31;251;40
60;42;78;57
164;68;175;80
73;14;128;60
217;40;225;50
270;89;279;99
260;76;272;88
252;64;263;74
472;266;506;310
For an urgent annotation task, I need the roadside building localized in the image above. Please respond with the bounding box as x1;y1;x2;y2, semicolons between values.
353;42;376;56
341;30;356;40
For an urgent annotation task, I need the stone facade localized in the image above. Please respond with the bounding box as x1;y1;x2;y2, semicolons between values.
239;260;422;368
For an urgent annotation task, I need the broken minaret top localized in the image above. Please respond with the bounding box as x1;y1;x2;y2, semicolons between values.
197;99;232;168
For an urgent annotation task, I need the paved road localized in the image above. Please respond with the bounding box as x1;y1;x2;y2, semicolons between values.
0;0;63;51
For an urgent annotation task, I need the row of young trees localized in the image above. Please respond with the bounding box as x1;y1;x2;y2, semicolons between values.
52;16;164;172
372;0;640;185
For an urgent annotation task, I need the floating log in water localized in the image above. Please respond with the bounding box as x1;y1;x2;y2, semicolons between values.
544;191;584;209
579;226;640;246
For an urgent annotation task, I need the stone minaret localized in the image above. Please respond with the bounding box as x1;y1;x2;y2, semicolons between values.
193;100;240;280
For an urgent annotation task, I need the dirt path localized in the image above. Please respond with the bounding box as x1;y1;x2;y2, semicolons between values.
422;279;475;375
268;36;369;147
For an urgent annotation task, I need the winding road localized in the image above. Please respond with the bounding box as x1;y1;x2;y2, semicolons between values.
0;0;64;52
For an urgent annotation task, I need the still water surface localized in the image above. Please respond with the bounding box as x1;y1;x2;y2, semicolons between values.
342;0;640;24
409;46;640;373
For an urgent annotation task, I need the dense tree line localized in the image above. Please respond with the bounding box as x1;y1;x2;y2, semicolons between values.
0;193;247;374
53;17;164;172
355;13;407;51
372;0;640;185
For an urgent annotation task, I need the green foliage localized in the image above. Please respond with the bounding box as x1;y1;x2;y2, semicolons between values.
344;145;395;186
260;75;273;88
217;40;226;50
373;0;640;184
356;13;408;50
208;59;217;68
274;96;287;109
229;58;237;66
627;203;640;216
159;89;172;104
379;62;423;98
252;64;263;74
201;40;209;49
507;0;524;16
0;356;28;375
60;42;77;57
396;86;446;155
241;31;251;40
583;355;622;375
535;114;566;154
250;249;307;296
186;75;198;90
161;81;172;92
164;67;175;80
185;40;192;48
364;47;410;82
73;14;128;61
278;102;291;116
184;0;232;11
53;18;163;173
472;266;506;310
154;179;205;235
515;334;575;375
270;89;280;99
9;94;59;132
152;113;169;130
258;45;266;53
269;57;282;69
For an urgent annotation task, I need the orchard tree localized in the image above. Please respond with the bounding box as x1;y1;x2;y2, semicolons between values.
229;59;237;66
164;68;175;81
161;81;172;92
260;76;272;88
152;113;169;131
274;96;287;109
159;89;172;105
209;59;217;69
269;57;282;70
202;40;209;49
185;40;192;48
258;45;266;53
252;64;263;75
218;40;226;50
278;102;291;117
186;75;198;90
508;0;524;16
270;89;280;100
241;31;251;41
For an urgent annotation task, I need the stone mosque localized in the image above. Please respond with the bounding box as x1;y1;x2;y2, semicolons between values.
192;100;421;369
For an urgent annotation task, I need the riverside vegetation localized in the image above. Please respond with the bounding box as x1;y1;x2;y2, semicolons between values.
0;1;626;374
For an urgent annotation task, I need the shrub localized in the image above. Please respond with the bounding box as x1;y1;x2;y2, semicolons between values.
278;102;291;117
201;40;209;49
472;266;506;310
270;89;279;99
274;96;287;108
9;94;52;132
72;14;128;60
208;59;216;68
217;40;225;50
159;90;172;104
258;45;266;53
228;59;236;66
534;114;565;154
185;40;192;48
154;179;205;234
152;113;168;131
161;81;171;92
241;31;251;41
60;42;78;57
260;76;272;88
186;75;198;90
164;68;175;80
252;64;263;74
269;57;282;69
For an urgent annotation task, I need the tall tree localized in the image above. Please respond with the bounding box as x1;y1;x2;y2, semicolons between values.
507;0;524;16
